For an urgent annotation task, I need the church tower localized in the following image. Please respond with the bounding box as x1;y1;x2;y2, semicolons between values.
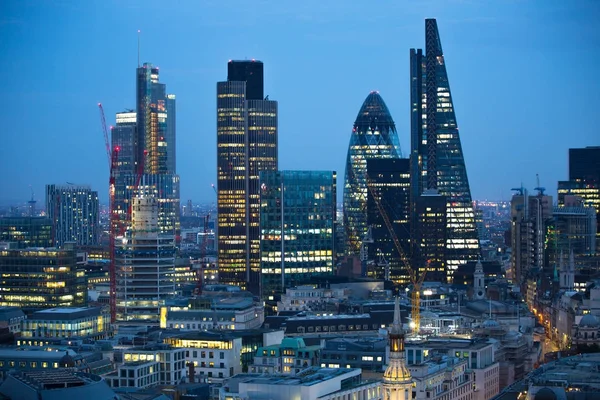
383;297;412;400
560;250;575;291
473;259;486;300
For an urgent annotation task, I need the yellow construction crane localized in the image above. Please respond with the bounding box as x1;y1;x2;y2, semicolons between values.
366;175;426;336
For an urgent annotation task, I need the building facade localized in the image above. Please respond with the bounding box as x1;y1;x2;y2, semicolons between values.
217;60;278;295
410;19;480;276
20;307;110;341
45;185;99;247
414;191;447;282
0;248;87;312
115;197;176;323
343;91;401;257
0;217;53;249
366;158;410;283
121;345;186;385
259;170;336;299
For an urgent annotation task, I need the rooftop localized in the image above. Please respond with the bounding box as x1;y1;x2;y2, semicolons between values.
30;307;104;320
229;367;359;387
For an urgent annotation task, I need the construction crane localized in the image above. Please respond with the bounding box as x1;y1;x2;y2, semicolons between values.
365;175;426;336
534;173;546;195
99;102;119;323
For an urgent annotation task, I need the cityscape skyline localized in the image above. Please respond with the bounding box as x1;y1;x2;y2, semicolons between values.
1;1;599;206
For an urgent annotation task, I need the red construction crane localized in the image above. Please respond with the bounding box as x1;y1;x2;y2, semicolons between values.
98;104;111;168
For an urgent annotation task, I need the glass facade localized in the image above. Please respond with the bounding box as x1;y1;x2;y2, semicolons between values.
45;185;99;247
365;158;410;283
410;19;480;278
0;249;87;312
343;92;401;256
259;171;336;298
112;111;136;176
217;60;278;295
0;217;52;248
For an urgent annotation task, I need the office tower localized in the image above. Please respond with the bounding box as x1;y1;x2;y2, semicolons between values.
382;297;412;400
0;248;87;312
410;19;480;277
365;158;410;283
548;197;597;265
45;184;99;247
217;60;278;295
569;147;600;183
112;111;137;176
559;146;600;252
115;197;175;323
343;91;401;256
510;188;553;284
136;63;176;175
414;190;447;282
0;217;53;248
259;171;336;299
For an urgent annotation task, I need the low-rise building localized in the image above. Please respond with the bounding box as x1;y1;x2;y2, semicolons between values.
320;336;387;372
408;355;473;400
0;346;90;380
0;370;118;400
121;344;186;386
0;306;26;335
219;367;382;400
251;337;321;375
20;306;110;342
163;296;264;331
105;360;159;390
163;331;242;385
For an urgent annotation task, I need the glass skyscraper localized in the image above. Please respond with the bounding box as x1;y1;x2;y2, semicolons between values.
410;19;480;278
217;60;278;295
259;170;336;299
0;217;53;248
365;158;410;283
343;91;401;256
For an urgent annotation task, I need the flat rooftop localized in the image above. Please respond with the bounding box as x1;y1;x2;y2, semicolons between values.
30;307;104;320
230;367;359;387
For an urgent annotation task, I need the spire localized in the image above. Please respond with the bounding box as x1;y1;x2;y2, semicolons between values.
392;295;401;332
569;249;575;272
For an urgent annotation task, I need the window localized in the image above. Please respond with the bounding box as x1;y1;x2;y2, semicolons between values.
220;352;224;359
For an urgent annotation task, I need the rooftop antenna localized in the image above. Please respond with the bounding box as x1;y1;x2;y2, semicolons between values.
137;30;141;68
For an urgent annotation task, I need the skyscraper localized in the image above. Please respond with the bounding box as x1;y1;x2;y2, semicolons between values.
366;158;411;283
46;184;99;247
259;170;336;299
115;197;175;323
410;19;480;277
343;92;401;257
217;60;278;295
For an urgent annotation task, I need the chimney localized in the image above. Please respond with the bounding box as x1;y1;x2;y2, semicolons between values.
187;362;195;383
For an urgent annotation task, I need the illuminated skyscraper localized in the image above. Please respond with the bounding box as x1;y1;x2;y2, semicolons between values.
217;60;278;295
410;19;480;278
343;92;401;256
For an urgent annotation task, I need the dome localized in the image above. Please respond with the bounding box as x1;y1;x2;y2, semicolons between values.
534;387;558;400
579;314;599;327
59;351;76;368
383;359;412;384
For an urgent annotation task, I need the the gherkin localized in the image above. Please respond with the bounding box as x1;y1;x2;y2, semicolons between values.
343;92;401;255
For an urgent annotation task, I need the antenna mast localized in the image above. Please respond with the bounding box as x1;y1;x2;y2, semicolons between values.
137;30;141;67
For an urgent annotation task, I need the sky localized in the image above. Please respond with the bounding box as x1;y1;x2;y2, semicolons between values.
1;0;599;206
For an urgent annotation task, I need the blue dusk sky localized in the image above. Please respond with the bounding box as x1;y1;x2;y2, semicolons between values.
0;0;598;206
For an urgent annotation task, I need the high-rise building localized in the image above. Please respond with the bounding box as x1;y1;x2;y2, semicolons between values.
414;190;447;282
509;188;552;284
45;184;99;247
217;60;278;295
366;158;410;283
569;147;600;183
0;248;87;312
0;217;53;248
136;63;176;175
112;111;137;176
559;146;600;252
410;19;480;277
113;64;180;237
115;197;176;323
343;92;401;257
259;171;336;299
